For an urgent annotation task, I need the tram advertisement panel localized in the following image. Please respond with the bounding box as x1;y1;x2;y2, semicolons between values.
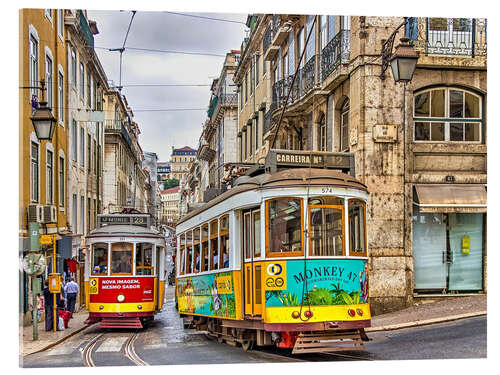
177;272;237;319
89;277;155;303
264;259;368;307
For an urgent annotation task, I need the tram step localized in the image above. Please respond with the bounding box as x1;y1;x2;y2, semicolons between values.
99;318;143;329
292;330;365;354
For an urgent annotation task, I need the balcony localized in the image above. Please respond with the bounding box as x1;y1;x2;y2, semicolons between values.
198;142;216;162
212;93;238;123
78;10;94;49
321;29;350;82
264;17;292;62
408;18;486;60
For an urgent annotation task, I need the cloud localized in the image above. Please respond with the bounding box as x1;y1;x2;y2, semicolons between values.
87;9;247;160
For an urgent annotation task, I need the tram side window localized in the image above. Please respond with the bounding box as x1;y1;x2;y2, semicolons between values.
186;231;193;274
136;243;153;275
209;219;219;270
201;224;209;272
92;243;108;275
193;227;201;273
266;198;303;255
111;242;133;275
309;204;344;256
179;234;186;275
220;215;230;268
349;200;367;256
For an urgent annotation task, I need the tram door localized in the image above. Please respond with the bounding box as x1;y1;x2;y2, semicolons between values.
243;209;262;316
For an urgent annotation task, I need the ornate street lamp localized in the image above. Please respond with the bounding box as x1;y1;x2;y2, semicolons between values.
30;79;56;141
389;37;419;83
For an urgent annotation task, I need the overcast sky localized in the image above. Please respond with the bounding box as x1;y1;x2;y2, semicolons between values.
87;10;248;162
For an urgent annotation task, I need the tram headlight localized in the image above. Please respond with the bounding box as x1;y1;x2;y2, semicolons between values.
137;305;142;310
117;294;125;302
99;305;104;310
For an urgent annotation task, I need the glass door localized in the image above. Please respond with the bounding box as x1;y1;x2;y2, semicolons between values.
448;213;483;291
413;210;447;289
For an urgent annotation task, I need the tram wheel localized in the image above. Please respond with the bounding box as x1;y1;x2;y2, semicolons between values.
241;340;255;351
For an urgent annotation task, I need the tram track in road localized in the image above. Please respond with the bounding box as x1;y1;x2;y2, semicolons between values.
81;330;149;367
257;346;375;362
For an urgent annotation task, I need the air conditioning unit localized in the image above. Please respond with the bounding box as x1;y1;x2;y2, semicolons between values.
43;205;57;223
28;204;44;223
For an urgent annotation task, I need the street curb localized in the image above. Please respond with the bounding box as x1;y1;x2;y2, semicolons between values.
25;323;96;356
365;311;487;333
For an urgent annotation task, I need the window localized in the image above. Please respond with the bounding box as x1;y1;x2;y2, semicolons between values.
87;197;91;233
57;9;64;39
305;15;316;63
288;30;295;75
328;16;337;42
92;243;108;275
58;71;64;124
136;243;154;275
249;123;253;156
80;127;85;167
414;88;482;142
80;196;84;233
29;34;38;99
256;55;260;85
308;196;344;256
87;133;91;172
45;54;53;109
72;120;77;161
349;200;367;256
318;114;326;151
255;116;259;150
245;73;248;103
72;194;77;231
340;98;350;151
320;16;328;51
45;9;52;23
93;139;97;173
30;141;39;202
46;150;53;204
298;27;304;68
253;210;261;257
266;198;303;256
87;72;91;106
220;215;230;268
79;62;84;98
250;61;254;95
185;231;193;274
71;48;76;86
59;156;66;207
111;242;133;274
201;224;209;272
193;227;201;273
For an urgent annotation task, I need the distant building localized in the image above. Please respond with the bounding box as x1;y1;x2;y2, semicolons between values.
160;185;181;225
170;146;197;186
157;161;171;184
143;152;159;221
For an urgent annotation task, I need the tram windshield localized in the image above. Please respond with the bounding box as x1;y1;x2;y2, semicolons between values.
309;206;344;256
136;243;154;275
266;198;303;255
111;242;133;275
92;243;108;275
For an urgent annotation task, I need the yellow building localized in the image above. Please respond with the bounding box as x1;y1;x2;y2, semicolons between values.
170;146;197;186
19;9;69;321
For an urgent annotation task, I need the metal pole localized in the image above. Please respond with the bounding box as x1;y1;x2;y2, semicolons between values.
53;236;57;332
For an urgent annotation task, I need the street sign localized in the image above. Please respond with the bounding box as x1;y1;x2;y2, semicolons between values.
40;234;53;245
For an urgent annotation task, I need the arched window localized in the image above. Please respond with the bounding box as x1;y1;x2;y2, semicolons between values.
413;87;482;142
340;99;350;151
317;113;326;151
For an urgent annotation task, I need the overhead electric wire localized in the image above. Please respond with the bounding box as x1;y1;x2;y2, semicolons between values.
96;46;227;57
164;11;247;25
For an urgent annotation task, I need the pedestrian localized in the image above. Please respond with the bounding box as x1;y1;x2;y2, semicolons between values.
64;277;79;317
43;279;62;331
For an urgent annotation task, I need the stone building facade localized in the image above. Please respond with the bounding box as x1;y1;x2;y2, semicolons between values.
233;14;487;314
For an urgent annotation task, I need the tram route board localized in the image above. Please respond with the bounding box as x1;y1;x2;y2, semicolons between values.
97;214;150;228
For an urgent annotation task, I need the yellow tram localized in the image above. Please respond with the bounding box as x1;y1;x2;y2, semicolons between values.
84;211;167;329
175;150;370;353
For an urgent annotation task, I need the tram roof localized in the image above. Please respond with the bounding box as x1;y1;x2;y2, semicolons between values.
178;168;367;225
86;224;163;238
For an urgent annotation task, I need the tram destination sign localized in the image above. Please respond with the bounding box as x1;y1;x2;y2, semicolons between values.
97;214;150;228
266;149;354;175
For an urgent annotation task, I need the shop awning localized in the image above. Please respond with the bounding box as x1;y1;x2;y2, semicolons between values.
414;184;487;213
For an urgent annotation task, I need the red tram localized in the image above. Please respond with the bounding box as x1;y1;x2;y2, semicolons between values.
84;212;166;328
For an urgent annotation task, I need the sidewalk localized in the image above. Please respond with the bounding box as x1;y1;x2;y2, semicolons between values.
366;294;487;332
20;294;487;356
20;309;91;357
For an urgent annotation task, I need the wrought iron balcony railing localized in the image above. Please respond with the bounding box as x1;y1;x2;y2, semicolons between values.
321;29;350;82
303;56;316;93
406;17;487;57
263;22;274;54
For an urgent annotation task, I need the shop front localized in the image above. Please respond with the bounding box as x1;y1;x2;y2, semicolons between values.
412;184;486;293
